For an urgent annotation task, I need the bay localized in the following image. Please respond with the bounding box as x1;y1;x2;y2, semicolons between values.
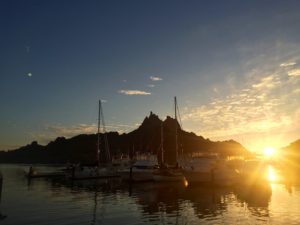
0;164;300;225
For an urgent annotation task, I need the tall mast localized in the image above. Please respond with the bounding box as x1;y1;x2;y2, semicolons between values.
174;96;178;162
161;122;164;165
97;100;101;166
100;100;110;162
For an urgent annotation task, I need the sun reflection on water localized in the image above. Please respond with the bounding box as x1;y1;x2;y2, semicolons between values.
267;166;278;183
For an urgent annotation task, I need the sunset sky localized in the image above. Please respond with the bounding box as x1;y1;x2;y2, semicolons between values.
1;0;300;153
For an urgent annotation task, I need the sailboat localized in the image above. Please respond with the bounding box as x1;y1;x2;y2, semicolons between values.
68;100;119;180
182;154;239;186
153;97;185;182
118;150;158;182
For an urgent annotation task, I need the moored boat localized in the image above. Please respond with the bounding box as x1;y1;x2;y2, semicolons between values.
182;154;238;186
26;166;65;178
153;166;184;182
67;100;118;180
118;154;158;182
153;97;185;182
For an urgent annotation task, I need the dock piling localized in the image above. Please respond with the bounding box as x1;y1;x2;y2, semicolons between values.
0;172;2;201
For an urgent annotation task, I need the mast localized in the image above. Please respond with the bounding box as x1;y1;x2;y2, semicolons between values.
97;100;101;166
97;100;111;165
161;122;164;165
174;96;178;162
100;100;111;163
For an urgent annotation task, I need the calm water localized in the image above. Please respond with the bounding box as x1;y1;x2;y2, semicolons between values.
1;164;300;225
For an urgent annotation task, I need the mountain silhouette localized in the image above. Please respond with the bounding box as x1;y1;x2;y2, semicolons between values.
0;112;249;164
280;139;300;169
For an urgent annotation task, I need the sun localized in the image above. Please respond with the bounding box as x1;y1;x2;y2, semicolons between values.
263;146;276;157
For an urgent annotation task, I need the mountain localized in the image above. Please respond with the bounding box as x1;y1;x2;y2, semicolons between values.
0;112;249;164
280;139;300;169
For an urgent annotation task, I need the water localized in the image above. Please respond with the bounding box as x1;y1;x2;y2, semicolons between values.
0;164;300;225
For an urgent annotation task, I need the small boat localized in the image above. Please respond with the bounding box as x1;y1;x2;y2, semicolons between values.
68;164;118;180
153;166;183;182
112;154;133;169
68;100;118;180
118;154;158;182
26;166;65;178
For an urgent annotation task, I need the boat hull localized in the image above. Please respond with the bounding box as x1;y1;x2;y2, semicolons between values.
118;169;154;182
183;170;237;186
153;168;185;182
68;167;119;180
27;172;65;179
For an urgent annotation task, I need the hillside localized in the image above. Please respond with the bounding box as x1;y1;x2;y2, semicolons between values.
0;112;249;164
281;139;300;169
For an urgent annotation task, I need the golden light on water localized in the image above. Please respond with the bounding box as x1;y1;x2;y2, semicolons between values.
267;166;278;183
184;179;189;187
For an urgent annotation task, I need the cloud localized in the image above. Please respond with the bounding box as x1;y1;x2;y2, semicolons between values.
150;76;163;81
288;69;300;77
251;75;281;90
280;62;297;67
148;84;155;88
293;88;300;93
181;48;300;151
118;89;151;95
45;124;97;137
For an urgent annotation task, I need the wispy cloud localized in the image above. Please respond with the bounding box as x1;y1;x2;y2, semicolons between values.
251;75;281;90
280;62;297;67
150;76;163;81
182;43;300;151
118;89;151;95
46;124;97;137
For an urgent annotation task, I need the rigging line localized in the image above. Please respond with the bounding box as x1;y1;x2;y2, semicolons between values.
97;100;101;164
176;100;183;129
100;100;111;162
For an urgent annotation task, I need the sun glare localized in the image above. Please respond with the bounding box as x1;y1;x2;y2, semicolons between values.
263;146;276;157
267;166;278;183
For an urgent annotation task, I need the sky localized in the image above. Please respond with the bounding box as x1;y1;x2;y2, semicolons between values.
1;0;300;153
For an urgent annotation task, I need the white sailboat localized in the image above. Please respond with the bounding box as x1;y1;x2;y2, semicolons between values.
182;154;238;186
153;97;185;182
118;153;158;182
68;100;118;180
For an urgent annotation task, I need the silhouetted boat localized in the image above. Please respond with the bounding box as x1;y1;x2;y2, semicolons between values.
153;97;184;182
68;100;118;180
182;154;238;186
118;154;158;182
26;166;65;178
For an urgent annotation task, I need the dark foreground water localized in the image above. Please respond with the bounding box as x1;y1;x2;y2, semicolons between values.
1;164;300;225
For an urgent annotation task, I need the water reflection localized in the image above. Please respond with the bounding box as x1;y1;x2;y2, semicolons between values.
2;165;300;225
182;186;230;220
235;182;271;218
267;166;278;183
